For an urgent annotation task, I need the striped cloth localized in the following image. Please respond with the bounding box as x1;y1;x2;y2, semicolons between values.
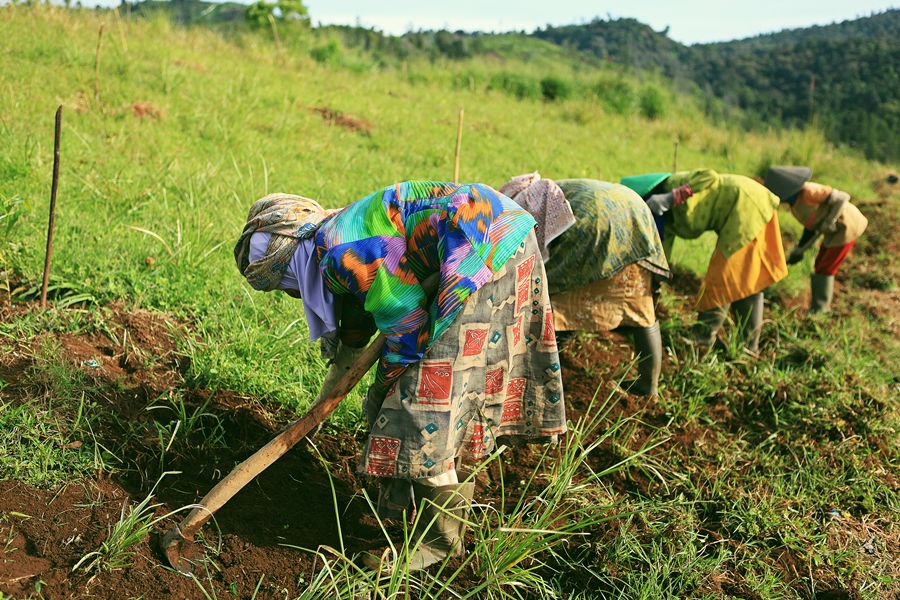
315;181;536;397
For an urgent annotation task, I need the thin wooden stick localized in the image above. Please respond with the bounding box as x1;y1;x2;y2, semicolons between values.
3;263;10;305
672;138;679;172
94;23;105;102
41;107;63;308
453;108;464;184
268;14;282;53
114;7;127;53
808;75;816;125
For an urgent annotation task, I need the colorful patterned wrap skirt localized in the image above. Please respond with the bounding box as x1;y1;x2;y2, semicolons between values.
359;231;567;515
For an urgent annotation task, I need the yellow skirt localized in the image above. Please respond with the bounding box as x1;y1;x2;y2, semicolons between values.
550;263;656;331
697;212;788;311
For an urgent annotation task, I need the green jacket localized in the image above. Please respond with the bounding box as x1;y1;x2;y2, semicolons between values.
662;169;779;258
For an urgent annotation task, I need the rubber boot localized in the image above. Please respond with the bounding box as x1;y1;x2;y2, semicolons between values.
405;481;474;570
359;481;474;572
731;292;764;353
810;274;834;314
555;330;577;347
629;322;662;397
691;305;728;347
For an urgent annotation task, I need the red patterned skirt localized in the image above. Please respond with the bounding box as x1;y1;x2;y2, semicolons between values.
358;230;567;497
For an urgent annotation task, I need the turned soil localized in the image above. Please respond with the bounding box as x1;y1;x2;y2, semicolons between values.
1;208;895;598
0;297;676;599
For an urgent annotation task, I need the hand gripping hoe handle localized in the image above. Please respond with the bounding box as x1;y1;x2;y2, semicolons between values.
161;274;439;574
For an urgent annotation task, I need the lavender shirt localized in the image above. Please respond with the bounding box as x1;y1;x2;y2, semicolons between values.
248;231;339;341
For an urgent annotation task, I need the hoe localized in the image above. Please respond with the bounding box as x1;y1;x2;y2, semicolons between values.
160;274;439;574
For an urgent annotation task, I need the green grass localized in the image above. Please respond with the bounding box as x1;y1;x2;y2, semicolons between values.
0;395;100;487
0;5;878;411
73;472;183;573
283;390;648;599
2;5;900;598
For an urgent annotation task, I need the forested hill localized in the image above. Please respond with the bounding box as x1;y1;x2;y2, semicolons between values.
533;10;900;162
116;1;900;162
530;18;686;75
724;8;900;48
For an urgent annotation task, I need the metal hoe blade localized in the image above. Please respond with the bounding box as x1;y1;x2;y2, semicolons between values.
160;523;195;575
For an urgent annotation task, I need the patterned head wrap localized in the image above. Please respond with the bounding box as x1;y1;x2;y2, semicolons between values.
500;172;576;262
234;193;326;291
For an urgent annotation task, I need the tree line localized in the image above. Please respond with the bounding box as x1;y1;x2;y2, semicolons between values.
533;11;900;161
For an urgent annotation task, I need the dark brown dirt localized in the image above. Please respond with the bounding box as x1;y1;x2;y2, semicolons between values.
0;301;405;599
0;298;661;599
311;106;373;135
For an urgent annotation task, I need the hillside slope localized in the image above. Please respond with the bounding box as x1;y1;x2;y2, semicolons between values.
125;1;900;162
2;6;900;599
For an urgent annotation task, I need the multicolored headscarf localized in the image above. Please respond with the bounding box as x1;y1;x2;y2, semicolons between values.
234;193;326;291
500;173;576;262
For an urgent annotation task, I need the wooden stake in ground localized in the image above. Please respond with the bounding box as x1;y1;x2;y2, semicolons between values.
808;74;816;125
268;13;282;53
672;137;679;172
114;7;127;53
94;23;105;102
40;107;63;309
453;108;464;184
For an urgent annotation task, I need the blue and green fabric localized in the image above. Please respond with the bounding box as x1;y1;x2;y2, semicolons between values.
546;179;669;296
315;181;535;396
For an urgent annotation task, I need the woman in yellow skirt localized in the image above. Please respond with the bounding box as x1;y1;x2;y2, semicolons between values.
621;169;788;353
501;173;670;396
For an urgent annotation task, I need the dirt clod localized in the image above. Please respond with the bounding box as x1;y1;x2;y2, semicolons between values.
311;106;373;135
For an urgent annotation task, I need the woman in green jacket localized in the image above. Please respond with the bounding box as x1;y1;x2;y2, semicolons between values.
621;169;788;352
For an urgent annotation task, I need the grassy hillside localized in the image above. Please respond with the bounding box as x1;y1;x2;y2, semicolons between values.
122;0;900;162
2;5;900;599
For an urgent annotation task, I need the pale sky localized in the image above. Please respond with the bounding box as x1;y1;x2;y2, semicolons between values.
85;0;897;45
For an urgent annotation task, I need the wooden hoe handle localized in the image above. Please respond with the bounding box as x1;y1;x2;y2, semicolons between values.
161;273;440;573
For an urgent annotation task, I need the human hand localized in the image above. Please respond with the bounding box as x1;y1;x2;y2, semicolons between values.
820;218;839;233
820;189;850;234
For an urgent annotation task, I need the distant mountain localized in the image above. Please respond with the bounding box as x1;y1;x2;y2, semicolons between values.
720;9;900;49
533;10;900;161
